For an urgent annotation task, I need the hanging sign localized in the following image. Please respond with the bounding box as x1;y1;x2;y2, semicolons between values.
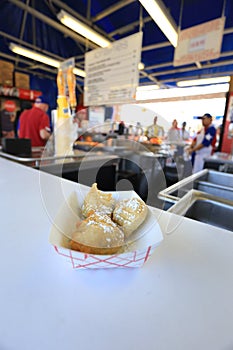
174;17;225;66
84;32;143;106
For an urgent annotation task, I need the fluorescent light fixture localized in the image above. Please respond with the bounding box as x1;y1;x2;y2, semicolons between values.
177;76;231;87
138;0;178;47
137;84;159;91
9;42;86;78
58;10;111;48
136;83;229;100
10;42;60;68
73;67;86;78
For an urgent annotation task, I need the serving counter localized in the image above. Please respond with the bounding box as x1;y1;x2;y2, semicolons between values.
204;152;233;172
0;144;169;205
0;157;233;350
0;148;119;191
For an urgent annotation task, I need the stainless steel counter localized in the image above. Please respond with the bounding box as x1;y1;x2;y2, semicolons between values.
204;152;233;164
0;143;171;206
0;148;119;190
204;152;233;172
168;189;233;231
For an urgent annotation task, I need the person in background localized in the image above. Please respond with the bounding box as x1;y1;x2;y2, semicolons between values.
14;101;32;137
180;121;190;141
118;121;125;135
146;116;164;139
214;124;223;152
166;119;181;142
187;113;216;173
18;95;51;147
0;109;16;138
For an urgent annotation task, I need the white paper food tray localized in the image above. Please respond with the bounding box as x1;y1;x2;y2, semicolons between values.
49;184;163;269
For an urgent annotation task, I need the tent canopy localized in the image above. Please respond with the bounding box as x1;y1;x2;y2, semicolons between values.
1;0;233;101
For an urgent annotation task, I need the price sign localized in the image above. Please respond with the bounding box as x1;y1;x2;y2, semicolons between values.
84;32;143;106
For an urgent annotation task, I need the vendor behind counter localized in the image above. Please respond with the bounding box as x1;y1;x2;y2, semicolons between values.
18;95;51;147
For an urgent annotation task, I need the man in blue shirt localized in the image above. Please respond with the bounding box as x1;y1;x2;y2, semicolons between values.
188;113;216;173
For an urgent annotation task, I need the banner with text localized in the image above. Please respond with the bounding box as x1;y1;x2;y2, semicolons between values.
84;32;143;106
0;85;41;100
174;17;225;67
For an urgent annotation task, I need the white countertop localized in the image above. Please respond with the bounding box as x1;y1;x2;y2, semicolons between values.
0;158;233;350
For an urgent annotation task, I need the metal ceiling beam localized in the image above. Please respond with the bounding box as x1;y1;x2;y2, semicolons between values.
50;0;92;24
159;71;233;85
7;0;98;49
224;27;233;35
140;70;159;83
49;0;112;40
146;50;233;71
14;0;30;68
150;59;233;78
109;16;152;37
12;66;55;81
146;62;172;70
0;30;85;70
0;31;68;61
19;0;30;40
92;0;136;22
142;41;171;51
0;51;84;82
0;52;56;79
0;51;57;73
136;92;226;104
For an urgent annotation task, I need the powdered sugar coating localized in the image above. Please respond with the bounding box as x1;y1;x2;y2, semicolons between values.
72;212;124;248
82;183;115;217
112;197;148;237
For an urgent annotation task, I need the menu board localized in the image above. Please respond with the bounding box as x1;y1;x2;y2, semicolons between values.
84;32;143;106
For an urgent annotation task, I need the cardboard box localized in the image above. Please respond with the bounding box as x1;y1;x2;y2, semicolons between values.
0;60;14;86
0;60;14;71
49;186;164;269
14;72;30;89
0;70;13;86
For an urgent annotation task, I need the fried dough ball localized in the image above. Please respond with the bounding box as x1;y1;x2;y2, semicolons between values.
112;197;148;238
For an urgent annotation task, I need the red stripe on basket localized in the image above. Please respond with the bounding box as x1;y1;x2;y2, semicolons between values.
133;251;137;261
54;245;153;269
144;246;152;263
69;249;75;269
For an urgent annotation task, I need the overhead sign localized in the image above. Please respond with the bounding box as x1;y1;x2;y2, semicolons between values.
84;32;143;106
174;17;225;66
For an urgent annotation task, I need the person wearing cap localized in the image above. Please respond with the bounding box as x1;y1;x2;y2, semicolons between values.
187;113;216;173
18;95;51;147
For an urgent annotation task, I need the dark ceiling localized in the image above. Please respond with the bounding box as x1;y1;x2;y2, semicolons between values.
1;0;233;92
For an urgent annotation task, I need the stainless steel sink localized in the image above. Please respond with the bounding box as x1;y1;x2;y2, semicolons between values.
158;169;233;203
196;169;233;187
195;181;233;201
168;190;233;231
